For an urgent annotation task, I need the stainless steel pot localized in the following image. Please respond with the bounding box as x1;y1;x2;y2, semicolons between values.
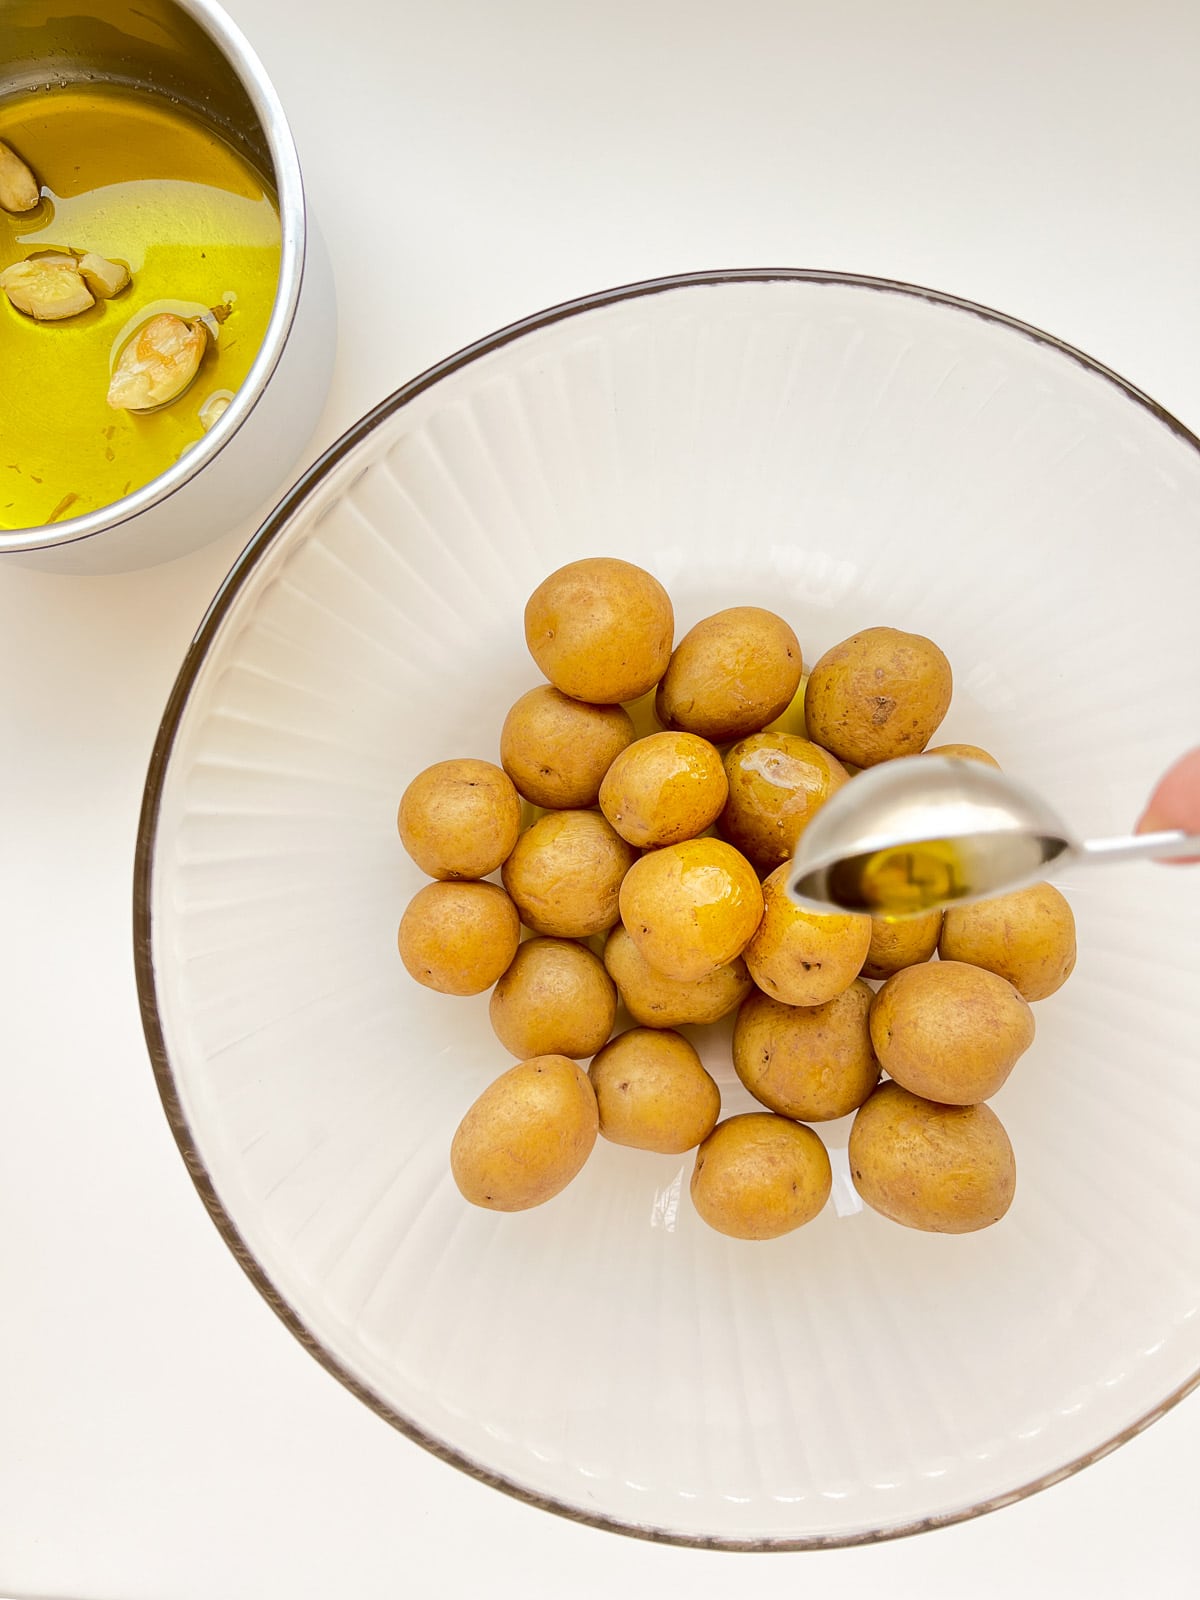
0;0;335;573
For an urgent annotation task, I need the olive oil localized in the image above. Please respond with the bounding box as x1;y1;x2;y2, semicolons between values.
0;84;281;531
827;839;973;916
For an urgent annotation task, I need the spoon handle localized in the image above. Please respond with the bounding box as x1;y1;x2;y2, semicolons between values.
1080;829;1200;865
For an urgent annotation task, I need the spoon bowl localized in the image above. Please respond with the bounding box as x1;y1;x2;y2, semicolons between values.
788;756;1198;916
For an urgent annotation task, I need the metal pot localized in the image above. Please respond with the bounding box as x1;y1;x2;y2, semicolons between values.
0;0;335;573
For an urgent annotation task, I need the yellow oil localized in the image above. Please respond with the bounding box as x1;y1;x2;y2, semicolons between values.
0;84;281;530
830;839;972;916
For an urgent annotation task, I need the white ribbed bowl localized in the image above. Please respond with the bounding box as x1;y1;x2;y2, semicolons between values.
136;271;1200;1548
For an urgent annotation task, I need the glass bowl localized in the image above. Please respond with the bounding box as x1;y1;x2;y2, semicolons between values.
135;270;1200;1548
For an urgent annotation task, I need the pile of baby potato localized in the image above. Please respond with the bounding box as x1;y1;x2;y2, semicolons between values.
396;557;1076;1240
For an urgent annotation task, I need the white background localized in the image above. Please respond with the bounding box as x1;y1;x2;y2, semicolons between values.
2;0;1198;1594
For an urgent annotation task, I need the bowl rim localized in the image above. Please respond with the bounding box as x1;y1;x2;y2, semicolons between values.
133;266;1200;1552
0;0;307;556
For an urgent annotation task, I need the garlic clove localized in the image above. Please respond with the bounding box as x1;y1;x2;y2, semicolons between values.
107;312;209;411
0;139;40;213
198;389;234;431
0;256;95;320
78;252;131;299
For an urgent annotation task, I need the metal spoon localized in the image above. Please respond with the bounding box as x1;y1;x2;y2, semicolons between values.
787;756;1200;917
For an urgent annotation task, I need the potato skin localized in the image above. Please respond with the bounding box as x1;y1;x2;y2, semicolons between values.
502;809;637;938
690;1114;832;1240
720;732;848;872
744;864;871;1006
524;557;674;704
589;1028;721;1153
733;981;879;1122
398;881;520;996
925;743;1000;768
656;607;803;743
489;937;617;1059
599;731;728;848
398;758;522;879
939;881;1077;1001
619;837;764;981
451;1055;599;1211
603;923;752;1027
870;959;1035;1104
501;686;635;809
849;1081;1016;1233
861;909;943;981
804;627;952;767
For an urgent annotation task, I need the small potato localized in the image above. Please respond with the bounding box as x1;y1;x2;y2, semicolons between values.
849;1081;1016;1233
619;837;763;981
489;937;617;1058
398;880;520;995
744;864;871;1006
451;1055;598;1211
589;1028;721;1153
502;809;637;938
656;606;803;743
720;733;849;872
690;1114;831;1240
925;743;1001;768
804;627;953;767
524;557;674;704
603;923;752;1027
500;685;635;809
939;881;1077;1001
599;731;727;847
861;909;943;981
732;981;879;1122
398;758;522;880
870;959;1035;1104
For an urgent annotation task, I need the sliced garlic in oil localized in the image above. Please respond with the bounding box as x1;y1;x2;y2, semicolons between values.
0;255;94;320
198;389;234;432
78;252;131;299
106;312;210;411
0;139;39;213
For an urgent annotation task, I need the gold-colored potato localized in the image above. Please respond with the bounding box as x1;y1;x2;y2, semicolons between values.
939;881;1077;1001
849;1081;1016;1233
870;959;1035;1104
489;937;617;1059
619;837;763;982
589;1028;721;1153
500;685;635;809
690;1114;832;1240
743;864;871;1006
603;923;753;1028
524;557;674;704
655;607;803;743
598;731;727;848
861;909;943;980
720;732;848;872
502;809;636;937
451;1055;599;1211
398;880;520;996
732;981;879;1122
925;743;1000;768
804;627;953;767
398;758;522;880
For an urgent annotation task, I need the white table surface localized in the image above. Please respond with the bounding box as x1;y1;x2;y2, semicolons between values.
2;1;1198;1594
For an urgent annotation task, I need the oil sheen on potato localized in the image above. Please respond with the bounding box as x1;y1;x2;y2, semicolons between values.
0;85;281;531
